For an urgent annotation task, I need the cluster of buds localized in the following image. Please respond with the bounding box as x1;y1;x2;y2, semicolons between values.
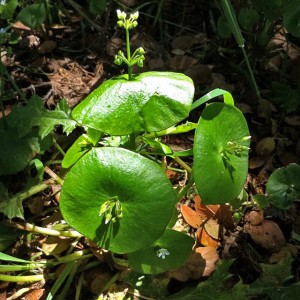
114;46;145;67
99;196;123;224
116;9;139;30
114;9;145;75
222;136;251;158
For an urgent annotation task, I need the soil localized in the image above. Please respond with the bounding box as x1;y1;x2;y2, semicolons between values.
0;0;299;299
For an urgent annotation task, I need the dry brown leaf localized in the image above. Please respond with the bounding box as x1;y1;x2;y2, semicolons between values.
42;236;71;255
194;194;216;219
245;220;286;253
203;218;219;240
169;55;198;71
21;289;45;300
38;40;57;54
197;227;218;248
245;210;264;226
255;137;276;156
269;244;299;263
148;57;165;70
284;115;300;126
167;246;219;281
249;156;266;169
180;204;202;229
184;64;212;85
171;35;194;50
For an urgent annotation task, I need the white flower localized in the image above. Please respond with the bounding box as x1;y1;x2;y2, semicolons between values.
156;248;170;259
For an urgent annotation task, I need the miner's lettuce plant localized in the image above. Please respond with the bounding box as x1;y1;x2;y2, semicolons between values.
59;10;251;274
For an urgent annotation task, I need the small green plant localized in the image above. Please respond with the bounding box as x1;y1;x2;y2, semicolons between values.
59;10;251;274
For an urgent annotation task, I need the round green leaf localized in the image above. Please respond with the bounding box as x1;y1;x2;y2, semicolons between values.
18;3;46;28
193;103;250;204
72;72;194;135
217;15;232;38
266;163;300;209
238;8;259;30
128;229;194;274
60;147;177;254
283;0;300;38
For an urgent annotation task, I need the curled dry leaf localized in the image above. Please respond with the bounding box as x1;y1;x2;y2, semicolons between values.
269;243;299;263
245;220;286;253
197;227;218;248
194;194;217;219
41;236;71;255
255;137;276;156
245;210;264;226
180;204;202;229
167;246;219;281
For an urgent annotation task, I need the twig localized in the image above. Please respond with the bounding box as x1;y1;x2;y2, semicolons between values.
64;0;104;32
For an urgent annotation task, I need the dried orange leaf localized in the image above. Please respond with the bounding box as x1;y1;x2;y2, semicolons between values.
195;246;219;276
180;204;202;228
197;227;218;248
167;246;219;281
194;195;218;219
204;218;219;240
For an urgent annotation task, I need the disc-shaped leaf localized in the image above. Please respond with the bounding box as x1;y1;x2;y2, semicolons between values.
193;103;250;204
72;72;194;135
283;0;300;38
266;163;300;210
128;229;194;274
18;4;46;28
60;147;177;254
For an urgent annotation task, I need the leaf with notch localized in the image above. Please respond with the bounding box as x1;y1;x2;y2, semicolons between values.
8;96;76;139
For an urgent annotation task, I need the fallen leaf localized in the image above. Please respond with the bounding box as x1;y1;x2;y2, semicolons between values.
181;204;202;228
167;246;219;281
255;137;276;156
42;236;71;255
245;220;286;253
21;289;45;300
197;227;218;248
269;244;299;263
171;35;194;50
203;218;219;240
194;194;216;219
184;64;212;86
169;55;198;71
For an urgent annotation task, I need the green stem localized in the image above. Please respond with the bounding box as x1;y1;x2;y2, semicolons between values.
9;183;50;204
173;156;192;174
240;47;260;99
0;264;45;272
177;175;195;201
53;139;66;156
126;28;132;80
129;132;136;150
9;221;82;238
0;273;47;283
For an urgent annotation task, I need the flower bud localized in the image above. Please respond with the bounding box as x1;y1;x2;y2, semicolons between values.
117;10;126;20
130;11;139;20
117;20;124;27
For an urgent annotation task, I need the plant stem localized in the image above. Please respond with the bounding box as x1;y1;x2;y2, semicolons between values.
9;182;50;204
126;28;132;80
0;273;47;283
240;47;260;99
44;166;64;185
177;175;195;200
129;132;136;150
8;221;82;238
173;156;192;174
53;139;66;157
